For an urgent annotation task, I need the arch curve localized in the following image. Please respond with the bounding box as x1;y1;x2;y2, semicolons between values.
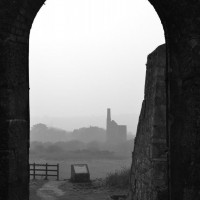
0;0;45;199
1;1;200;200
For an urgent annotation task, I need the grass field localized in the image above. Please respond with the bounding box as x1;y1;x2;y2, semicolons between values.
29;157;132;180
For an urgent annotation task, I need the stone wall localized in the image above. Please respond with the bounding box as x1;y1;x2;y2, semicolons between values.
0;1;45;199
1;1;200;199
128;44;167;200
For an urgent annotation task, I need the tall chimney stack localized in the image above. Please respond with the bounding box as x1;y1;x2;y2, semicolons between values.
106;108;111;142
107;108;111;124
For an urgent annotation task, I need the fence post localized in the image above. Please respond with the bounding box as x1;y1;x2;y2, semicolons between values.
45;163;48;180
57;164;59;181
33;163;36;180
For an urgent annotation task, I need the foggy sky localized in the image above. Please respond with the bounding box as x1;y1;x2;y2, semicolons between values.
29;0;164;132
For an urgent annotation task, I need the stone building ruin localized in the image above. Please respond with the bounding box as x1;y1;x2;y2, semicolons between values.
106;108;127;144
1;0;200;200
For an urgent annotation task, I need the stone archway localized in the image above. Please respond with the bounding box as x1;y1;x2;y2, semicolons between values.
0;1;200;200
0;1;45;199
148;1;200;199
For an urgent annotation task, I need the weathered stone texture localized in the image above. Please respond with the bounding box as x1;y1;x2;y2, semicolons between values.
128;44;167;200
0;0;45;199
0;38;30;200
148;2;200;198
1;1;200;200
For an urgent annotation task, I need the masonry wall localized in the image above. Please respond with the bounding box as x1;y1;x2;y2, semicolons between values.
128;44;167;200
1;1;200;200
0;1;45;199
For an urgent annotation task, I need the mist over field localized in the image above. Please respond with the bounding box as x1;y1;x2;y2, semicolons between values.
29;0;164;180
30;123;134;161
30;123;133;179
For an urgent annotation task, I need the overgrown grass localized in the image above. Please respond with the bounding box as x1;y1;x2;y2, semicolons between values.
105;167;130;189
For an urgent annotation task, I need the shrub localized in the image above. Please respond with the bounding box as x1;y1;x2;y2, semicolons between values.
105;167;130;189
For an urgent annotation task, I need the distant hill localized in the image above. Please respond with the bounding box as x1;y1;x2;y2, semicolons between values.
30;123;71;142
30;124;134;160
30;123;106;143
71;126;106;143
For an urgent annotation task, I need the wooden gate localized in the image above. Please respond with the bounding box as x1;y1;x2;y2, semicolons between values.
30;163;59;180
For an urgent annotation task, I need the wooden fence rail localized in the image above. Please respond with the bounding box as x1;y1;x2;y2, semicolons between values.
29;163;59;180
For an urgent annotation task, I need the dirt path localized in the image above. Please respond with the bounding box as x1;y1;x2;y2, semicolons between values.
36;181;65;200
31;180;127;200
58;180;111;200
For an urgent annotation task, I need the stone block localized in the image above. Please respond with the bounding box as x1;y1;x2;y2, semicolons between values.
71;164;90;182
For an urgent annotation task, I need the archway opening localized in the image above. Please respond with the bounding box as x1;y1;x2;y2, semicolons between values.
29;0;164;198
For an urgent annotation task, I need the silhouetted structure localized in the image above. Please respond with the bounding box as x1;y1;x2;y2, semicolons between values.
128;44;167;200
2;1;200;199
106;108;127;144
